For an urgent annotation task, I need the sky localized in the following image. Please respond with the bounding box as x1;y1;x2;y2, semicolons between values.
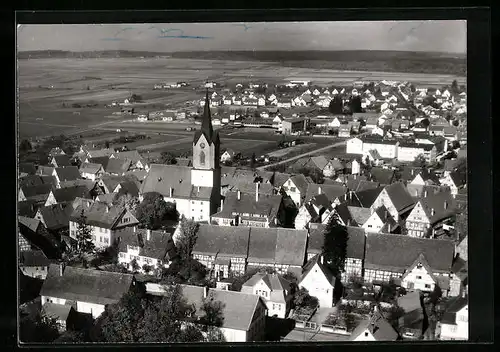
17;21;466;54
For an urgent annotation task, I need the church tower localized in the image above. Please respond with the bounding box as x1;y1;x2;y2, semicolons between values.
191;90;221;212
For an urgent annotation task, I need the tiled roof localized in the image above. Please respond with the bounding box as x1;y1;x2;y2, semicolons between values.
19;175;44;188
193;225;250;257
175;158;192;167
19;163;37;175
354;187;384;208
79;163;103;175
215;191;282;220
307;223;327;254
275;228;308;266
38;203;74;230
19;250;52;267
70;202;127;229
40;264;134;306
346;226;366;259
87;148;114;158
18;200;39;218
231;182;274;196
112;150;143;163
42;302;73;321
347;207;371;226
369;167;396;185
21;184;53;199
272;172;292;188
384;183;415;213
52;154;72;167
365;234;455;273
117;228;177;261
52;186;90;203
105;158;132;175
54;167;81;182
288;174;311;196
247;227;277;263
140;164;212;200
417;190;456;224
88;156;110;169
300;254;335;286
305;183;348;204
37;166;55;176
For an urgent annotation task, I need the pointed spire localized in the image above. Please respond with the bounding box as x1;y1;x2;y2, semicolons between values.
202;89;214;140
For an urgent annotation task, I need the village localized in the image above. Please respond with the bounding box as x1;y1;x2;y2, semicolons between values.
18;76;468;343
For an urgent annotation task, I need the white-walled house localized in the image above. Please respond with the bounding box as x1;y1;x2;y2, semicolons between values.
350;311;400;341
241;273;293;319
438;297;468;341
280;174;310;207
40;264;135;319
68;200;139;248
346;137;364;155
299;255;336;308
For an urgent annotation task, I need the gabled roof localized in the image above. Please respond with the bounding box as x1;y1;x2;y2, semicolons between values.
288;174;311;196
19;250;52;267
231;182;274;196
275;228;308;266
369;167;396;185
18;215;41;233
19;163;37;175
42;302;73;322
117;228;177;261
383;183;415;213
40;264;134;305
304;183;348;204
365;234;455;273
18;199;39;218
54;167;81;182
214;191;282;220
354;187;385;208
86;148;114;158
70;201;128;229
309;156;329;170
37;166;55;176
440;296;468;325
397;290;423;313
20;184;53;199
300;254;335;286
117;179;141;198
449;170;467;187
272;172;292;188
307;223;327;254
52;186;90;203
347;207;371;226
19;175;44;188
52;154;72;167
112;150;143;163
88;156;110;169
79;162;103;175
242;273;291;303
247;227;277;263
193;225;250;258
105;158;132;175
37;203;74;230
374;206;399;232
416;190;456;224
346;226;366;259
350;311;399;341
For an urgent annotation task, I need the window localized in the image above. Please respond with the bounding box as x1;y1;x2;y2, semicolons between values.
199;151;205;165
425;284;431;289
290;187;296;192
416;275;422;280
449;325;457;333
192;201;195;204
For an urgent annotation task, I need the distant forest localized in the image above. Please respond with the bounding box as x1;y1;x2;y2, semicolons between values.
17;50;466;76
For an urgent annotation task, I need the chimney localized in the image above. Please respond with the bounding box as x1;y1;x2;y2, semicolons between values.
424;190;428;198
255;183;259;202
59;263;65;276
411;169;414;176
105;206;109;213
204;286;208;299
349;191;352;200
318;186;322;195
431;208;435;216
320;255;324;265
133;226;136;233
220;199;224;211
237;190;241;200
169;187;173;197
146;229;151;241
415;189;418;197
444;200;448;209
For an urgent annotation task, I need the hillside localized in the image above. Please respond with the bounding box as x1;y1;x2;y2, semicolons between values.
17;50;466;76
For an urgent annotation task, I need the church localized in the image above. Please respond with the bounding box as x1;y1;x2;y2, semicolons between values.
140;91;222;221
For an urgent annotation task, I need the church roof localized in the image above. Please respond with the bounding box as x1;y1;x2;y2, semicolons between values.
193;90;219;145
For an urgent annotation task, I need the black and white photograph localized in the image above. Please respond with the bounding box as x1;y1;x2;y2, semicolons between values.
17;20;468;344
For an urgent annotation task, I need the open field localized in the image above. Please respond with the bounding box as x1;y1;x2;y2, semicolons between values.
18;57;466;139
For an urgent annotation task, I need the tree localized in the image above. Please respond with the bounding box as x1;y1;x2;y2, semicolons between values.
452;119;459;127
113;192;140;215
451;79;459;94
412;154;427;168
293;287;319;311
160;152;177;165
75;210;96;260
200;293;225;327
130;258;140;273
349;96;362;113
328;96;343;114
322;212;349;276
176;216;200;261
53;331;87;343
19;312;60;343
135;192;179;230
19;139;32;153
105;141;110;149
250;152;256;169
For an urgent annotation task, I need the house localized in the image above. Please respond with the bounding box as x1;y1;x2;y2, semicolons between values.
299;254;336;308
368;167;396;185
397;142;437;163
404;191;456;238
18;216;61;259
211;188;284;228
338;124;352;138
69;201;139;248
179;285;268;342
292;156;330;176
79;163;105;181
294;193;334;229
50;155;72;168
19;250;52;279
364;234;455;294
18;199;40;218
86;148;115;158
220;149;235;163
44;186;91;206
49;147;66;158
279;174;311;207
86;156;110;170
241;273;292;319
52;167;81;188
437;297;468;340
19;163;37;176
19;174;54;188
439;171;467;196
40;264;135;319
361;136;399;159
111;150;149;171
322;159;345;177
350;310;400;341
41;302;78;332
305;223;327;261
117;228;177;273
370;183;415;222
397;290;428;339
362;205;399;234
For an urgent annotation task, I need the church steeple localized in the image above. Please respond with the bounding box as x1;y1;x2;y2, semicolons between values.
201;89;214;142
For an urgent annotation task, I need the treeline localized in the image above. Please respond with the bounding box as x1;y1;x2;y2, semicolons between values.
17;50;169;59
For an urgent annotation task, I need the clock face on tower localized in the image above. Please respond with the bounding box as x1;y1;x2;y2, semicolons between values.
200;142;206;149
